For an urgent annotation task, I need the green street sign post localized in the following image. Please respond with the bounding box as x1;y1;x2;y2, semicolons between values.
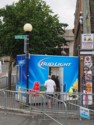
15;35;27;39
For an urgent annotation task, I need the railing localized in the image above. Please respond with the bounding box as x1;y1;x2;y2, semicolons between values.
67;101;94;125
0;90;68;125
0;90;94;125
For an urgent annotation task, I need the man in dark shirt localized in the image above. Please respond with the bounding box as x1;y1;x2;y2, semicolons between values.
51;75;60;99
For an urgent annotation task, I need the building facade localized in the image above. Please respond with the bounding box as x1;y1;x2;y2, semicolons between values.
74;0;94;93
63;29;74;56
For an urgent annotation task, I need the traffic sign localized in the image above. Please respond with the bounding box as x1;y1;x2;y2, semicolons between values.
15;35;27;39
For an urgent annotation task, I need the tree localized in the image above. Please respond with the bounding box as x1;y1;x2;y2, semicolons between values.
0;0;67;90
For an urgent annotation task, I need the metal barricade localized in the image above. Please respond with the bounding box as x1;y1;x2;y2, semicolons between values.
66;102;94;125
0;90;68;125
0;90;94;125
60;92;94;125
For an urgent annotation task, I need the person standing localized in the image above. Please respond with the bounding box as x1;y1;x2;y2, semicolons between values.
51;75;60;99
51;75;60;92
44;75;56;108
55;75;60;92
69;86;73;96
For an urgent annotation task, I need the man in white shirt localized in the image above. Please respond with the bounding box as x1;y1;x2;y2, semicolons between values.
44;75;56;108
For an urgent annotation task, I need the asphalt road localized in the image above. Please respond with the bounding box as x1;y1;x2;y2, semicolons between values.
0;111;63;125
0;110;93;125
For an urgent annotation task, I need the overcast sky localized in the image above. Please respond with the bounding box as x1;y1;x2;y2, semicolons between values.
0;0;77;29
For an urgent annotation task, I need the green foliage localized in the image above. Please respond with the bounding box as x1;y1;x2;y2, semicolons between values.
0;0;67;59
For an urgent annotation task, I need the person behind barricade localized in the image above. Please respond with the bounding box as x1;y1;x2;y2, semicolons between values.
69;86;73;96
51;75;60;98
55;75;60;92
44;75;56;108
69;86;77;98
72;87;77;98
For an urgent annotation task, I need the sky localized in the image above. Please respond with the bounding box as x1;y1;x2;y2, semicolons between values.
0;0;77;29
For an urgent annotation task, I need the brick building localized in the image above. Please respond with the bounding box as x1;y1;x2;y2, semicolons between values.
74;0;94;93
90;0;94;33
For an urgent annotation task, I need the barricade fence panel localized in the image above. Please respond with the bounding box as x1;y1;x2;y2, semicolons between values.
0;90;94;125
0;90;67;125
66;102;94;125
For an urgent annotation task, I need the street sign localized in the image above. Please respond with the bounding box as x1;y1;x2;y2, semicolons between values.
81;34;94;49
15;35;27;39
80;50;94;55
80;106;90;119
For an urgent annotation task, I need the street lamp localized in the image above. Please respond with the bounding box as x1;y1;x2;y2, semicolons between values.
23;23;33;103
23;23;33;32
